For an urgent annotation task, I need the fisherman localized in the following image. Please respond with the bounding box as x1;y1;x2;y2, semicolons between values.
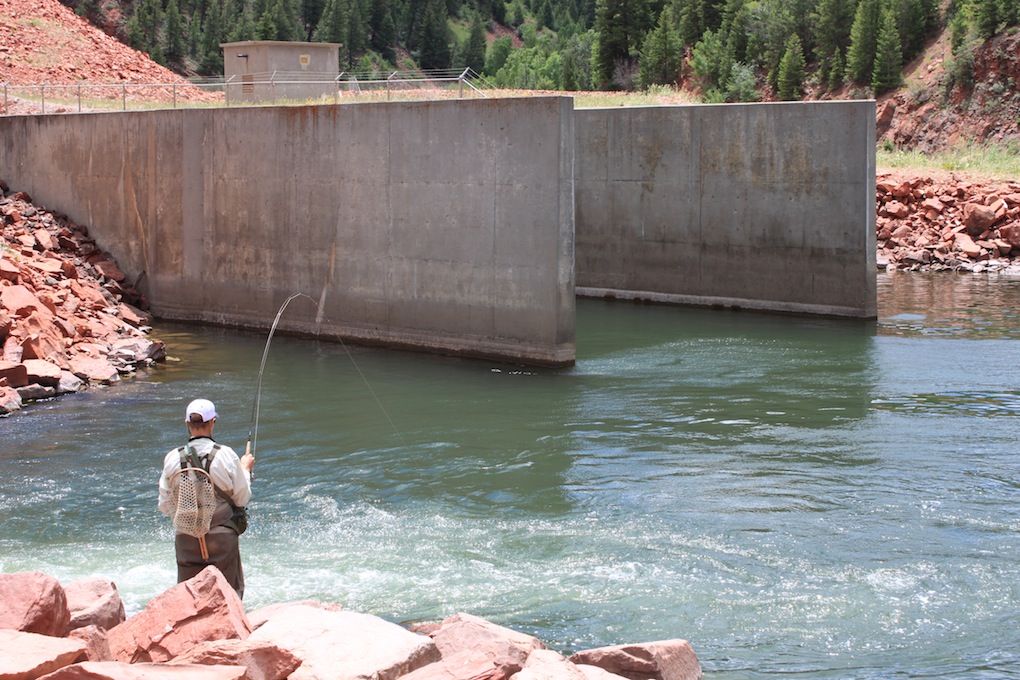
157;398;255;598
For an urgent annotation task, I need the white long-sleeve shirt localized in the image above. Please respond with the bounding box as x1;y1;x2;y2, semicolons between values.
158;437;252;523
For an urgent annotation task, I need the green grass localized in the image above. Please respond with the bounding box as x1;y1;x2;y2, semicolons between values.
877;140;1020;180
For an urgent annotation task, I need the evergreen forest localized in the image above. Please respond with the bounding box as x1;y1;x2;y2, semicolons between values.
63;0;1020;100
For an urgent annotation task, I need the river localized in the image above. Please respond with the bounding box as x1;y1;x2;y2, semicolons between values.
2;271;1019;679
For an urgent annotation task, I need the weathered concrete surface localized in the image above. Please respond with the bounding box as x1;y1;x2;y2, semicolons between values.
574;102;876;318
0;97;577;366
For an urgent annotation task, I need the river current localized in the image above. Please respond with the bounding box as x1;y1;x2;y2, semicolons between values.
2;272;1019;679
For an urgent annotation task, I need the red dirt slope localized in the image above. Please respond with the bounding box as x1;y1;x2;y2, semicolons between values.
0;0;185;85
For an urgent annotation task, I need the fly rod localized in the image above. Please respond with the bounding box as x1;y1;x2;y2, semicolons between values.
246;293;316;466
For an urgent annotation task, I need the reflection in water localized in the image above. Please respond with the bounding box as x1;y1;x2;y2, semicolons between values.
1;274;1019;679
878;270;1020;338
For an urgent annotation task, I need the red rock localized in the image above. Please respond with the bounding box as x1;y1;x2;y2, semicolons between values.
169;639;303;680
67;625;114;662
67;355;119;384
248;605;440;680
431;613;546;680
68;279;108;309
36;662;248;680
891;181;913;199
0;359;30;387
23;358;62;386
890;224;913;241
1;256;20;282
0;383;23;413
117;303;147;327
92;260;124;282
963;202;998;233
1;284;51;318
921;197;944;213
246;600;343;631
999;224;1020;247
20;311;68;365
575;666;630;680
883;201;910;218
34;228;56;250
106;567;251;664
0;571;71;636
876;102;895;129
955;232;982;258
401;650;504;680
0;629;87;680
64;577;126;633
513;650;588;680
568;640;702;680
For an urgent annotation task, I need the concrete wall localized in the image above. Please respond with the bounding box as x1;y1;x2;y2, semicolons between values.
0;98;577;366
575;102;876;318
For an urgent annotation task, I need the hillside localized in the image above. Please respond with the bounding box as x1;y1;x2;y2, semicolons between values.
0;0;185;85
874;29;1020;152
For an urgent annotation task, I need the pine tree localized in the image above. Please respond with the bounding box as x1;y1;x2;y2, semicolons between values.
828;48;845;88
314;0;346;42
637;11;682;88
343;0;368;67
811;0;854;65
872;4;903;92
417;0;451;70
165;0;186;63
464;16;487;73
776;32;805;100
200;0;226;74
594;0;652;87
689;28;732;93
301;0;327;39
845;0;880;84
126;0;166;64
975;0;1000;37
228;1;257;41
370;0;397;63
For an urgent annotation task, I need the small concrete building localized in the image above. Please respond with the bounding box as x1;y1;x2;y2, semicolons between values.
221;40;340;104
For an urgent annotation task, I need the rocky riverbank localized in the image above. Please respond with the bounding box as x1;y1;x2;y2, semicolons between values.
877;169;1020;272
0;181;164;414
0;567;703;680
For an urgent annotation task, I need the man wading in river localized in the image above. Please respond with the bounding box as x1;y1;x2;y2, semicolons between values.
158;398;255;598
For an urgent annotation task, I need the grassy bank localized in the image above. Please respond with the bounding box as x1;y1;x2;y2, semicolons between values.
877;141;1020;181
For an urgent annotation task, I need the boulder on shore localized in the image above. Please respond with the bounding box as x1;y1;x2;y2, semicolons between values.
248;605;442;680
2;567;703;680
106;566;251;663
0;571;70;637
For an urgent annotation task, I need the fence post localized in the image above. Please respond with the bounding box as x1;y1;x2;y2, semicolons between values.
77;83;82;112
40;84;45;114
3;83;6;114
173;83;177;108
122;83;126;111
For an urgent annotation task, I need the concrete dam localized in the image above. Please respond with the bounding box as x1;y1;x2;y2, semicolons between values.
0;97;875;367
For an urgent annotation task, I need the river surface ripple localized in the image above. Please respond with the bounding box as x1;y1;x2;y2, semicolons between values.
2;271;1019;679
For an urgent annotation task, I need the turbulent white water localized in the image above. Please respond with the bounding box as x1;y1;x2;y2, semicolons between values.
2;272;1020;678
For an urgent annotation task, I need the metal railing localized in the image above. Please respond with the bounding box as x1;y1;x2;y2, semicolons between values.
1;68;494;115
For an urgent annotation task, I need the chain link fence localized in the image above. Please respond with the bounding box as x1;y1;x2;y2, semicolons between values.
1;68;494;115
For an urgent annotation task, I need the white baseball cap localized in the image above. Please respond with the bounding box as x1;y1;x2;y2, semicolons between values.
185;398;218;423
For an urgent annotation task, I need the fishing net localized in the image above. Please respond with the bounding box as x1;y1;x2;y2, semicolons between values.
169;466;217;559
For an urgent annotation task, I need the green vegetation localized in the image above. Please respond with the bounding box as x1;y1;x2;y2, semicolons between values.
878;140;1020;179
58;0;1020;103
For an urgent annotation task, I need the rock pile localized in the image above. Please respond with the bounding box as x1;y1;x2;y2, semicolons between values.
0;567;704;680
876;171;1020;272
0;181;164;415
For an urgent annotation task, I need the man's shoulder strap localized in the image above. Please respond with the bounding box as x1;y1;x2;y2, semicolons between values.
179;443;222;472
